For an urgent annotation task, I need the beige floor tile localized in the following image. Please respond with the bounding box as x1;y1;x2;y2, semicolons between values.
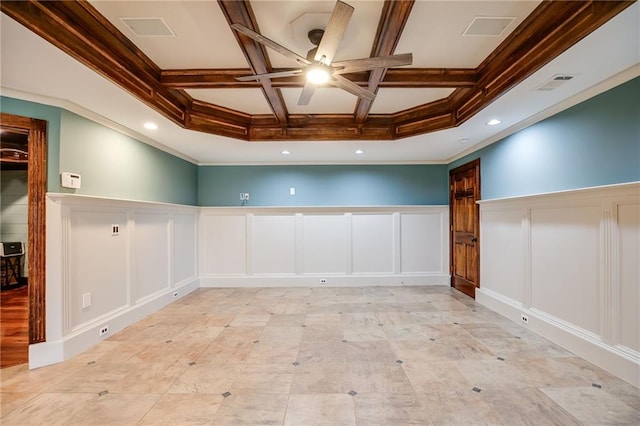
230;363;294;394
243;341;300;364
291;361;353;394
354;393;429;425
349;362;415;394
108;362;189;394
486;387;582;425
213;393;288;425
0;392;97;425
418;390;506;425
265;313;306;327
345;340;397;363
167;363;241;394
138;393;224;425
229;314;271;327
343;325;387;342
297;340;348;364
541;386;640;425
197;341;253;363
65;393;161;425
0;392;38;419
402;361;471;393
259;326;304;343
284;393;357;426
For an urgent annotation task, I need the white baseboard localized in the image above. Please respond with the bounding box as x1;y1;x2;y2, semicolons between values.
200;274;449;288
29;278;199;369
477;287;640;388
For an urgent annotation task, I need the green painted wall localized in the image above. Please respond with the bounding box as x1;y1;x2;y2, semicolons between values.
198;164;449;206
59;110;197;205
449;77;640;200
1;97;197;205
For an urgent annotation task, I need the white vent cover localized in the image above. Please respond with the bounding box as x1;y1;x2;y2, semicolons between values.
120;17;175;37
536;74;576;91
463;17;515;36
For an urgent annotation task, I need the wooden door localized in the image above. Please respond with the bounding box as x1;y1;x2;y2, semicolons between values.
450;159;480;298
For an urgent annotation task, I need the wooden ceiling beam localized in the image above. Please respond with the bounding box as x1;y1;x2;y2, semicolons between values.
161;68;478;89
217;0;288;124
354;0;415;123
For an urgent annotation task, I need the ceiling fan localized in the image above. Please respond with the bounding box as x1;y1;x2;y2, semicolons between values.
231;0;413;106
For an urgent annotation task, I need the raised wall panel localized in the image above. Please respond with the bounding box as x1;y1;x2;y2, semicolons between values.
531;206;601;334
352;214;394;274
173;214;197;283
252;215;296;274
400;213;443;273
133;213;169;302
302;215;347;274
480;209;524;303
201;214;247;274
617;203;639;352
69;211;128;329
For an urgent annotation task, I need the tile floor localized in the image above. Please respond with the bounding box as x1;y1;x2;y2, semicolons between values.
1;286;638;425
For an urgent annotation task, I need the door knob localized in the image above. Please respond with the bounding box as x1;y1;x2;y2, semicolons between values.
471;237;478;242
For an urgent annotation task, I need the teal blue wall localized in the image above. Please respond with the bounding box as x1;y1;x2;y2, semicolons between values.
449;77;640;200
1;97;198;205
59;110;197;205
198;165;449;206
1;96;62;193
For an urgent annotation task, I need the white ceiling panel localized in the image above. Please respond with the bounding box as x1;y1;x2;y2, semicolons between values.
282;87;358;114
370;88;455;114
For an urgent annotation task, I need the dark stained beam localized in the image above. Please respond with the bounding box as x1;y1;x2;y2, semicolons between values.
217;0;288;124
354;0;414;123
161;68;478;89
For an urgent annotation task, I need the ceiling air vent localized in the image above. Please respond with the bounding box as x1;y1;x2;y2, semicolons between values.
120;17;175;37
536;74;576;91
463;17;515;37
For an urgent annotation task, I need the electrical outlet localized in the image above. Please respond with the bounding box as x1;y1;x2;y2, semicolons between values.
173;291;178;298
99;326;109;336
320;279;327;284
111;224;120;236
520;314;529;324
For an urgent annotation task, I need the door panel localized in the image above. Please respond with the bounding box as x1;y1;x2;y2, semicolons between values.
450;160;480;298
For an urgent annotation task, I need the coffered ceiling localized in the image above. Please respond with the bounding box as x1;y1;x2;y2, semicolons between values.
1;1;638;164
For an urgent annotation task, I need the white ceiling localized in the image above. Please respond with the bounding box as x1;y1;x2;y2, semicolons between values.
1;1;638;165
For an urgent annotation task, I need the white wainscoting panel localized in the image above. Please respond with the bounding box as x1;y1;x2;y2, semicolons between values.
201;214;247;275
400;213;445;274
480;208;524;303
69;210;129;331
617;202;639;353
477;182;640;387
303;215;348;274
133;213;170;303
200;206;449;287
252;214;296;274
530;206;601;334
173;213;198;284
351;214;394;274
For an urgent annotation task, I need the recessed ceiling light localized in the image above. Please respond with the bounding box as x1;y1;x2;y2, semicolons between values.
281;150;291;155
459;138;470;144
144;122;158;130
355;149;364;155
486;119;502;126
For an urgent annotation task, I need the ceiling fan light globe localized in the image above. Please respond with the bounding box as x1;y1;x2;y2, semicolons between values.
306;67;330;85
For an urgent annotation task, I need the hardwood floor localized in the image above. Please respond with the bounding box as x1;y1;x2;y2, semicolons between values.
0;285;29;368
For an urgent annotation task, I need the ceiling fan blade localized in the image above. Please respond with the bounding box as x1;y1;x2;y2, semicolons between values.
315;1;354;65
230;23;311;66
298;82;316;106
235;69;303;82
330;74;375;101
332;53;413;74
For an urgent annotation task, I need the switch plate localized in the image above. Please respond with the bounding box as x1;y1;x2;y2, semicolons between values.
82;292;91;309
290;187;296;195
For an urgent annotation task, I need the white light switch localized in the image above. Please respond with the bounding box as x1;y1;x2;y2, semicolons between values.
61;172;81;189
290;187;296;195
82;292;91;309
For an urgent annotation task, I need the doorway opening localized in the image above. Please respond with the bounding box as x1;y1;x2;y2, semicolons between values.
0;112;47;368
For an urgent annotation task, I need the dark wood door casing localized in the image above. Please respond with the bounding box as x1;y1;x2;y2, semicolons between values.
0;112;47;344
449;159;480;299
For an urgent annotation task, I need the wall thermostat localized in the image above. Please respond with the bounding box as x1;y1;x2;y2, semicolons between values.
61;172;81;189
